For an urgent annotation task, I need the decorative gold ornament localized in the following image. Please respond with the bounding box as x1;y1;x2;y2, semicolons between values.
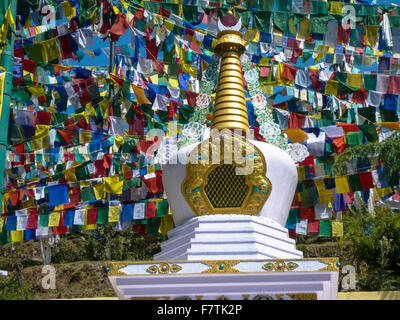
147;265;158;274
261;261;299;272
146;262;183;274
288;293;318;300
107;262;130;276
181;131;272;216
201;260;240;273
318;257;340;272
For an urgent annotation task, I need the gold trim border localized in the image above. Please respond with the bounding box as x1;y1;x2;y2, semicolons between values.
107;258;339;276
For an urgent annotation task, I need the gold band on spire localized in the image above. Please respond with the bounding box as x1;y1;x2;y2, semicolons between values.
211;30;249;132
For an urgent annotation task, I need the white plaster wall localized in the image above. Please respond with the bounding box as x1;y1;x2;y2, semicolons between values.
162;140;298;228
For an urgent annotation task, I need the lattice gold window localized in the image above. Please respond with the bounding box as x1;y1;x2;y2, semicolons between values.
204;164;249;208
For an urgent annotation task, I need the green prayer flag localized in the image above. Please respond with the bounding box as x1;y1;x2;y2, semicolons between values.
236;8;251;27
300;180;319;208
75;165;90;181
310;0;328;14
273;12;290;33
253;11;272;32
275;0;291;12
379;107;399;122
358;124;378;142
310;14;330;34
348;174;363;191
143;1;160;13
182;5;198;23
363;74;377;91
319;220;331;237
178;105;194;124
286;209;300;225
346;131;364;147
162;2;179;15
357;107;376;123
146;217;161;235
97;207;109;225
80;187;96;202
39;214;49;227
156;200;169;217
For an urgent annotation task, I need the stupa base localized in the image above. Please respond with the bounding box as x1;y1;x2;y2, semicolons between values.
108;257;339;300
153;215;303;261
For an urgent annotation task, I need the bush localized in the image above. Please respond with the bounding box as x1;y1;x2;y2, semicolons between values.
344;205;400;291
0;274;33;300
51;224;165;263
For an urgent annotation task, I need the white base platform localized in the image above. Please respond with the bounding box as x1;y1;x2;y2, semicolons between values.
108;258;339;300
154;215;303;260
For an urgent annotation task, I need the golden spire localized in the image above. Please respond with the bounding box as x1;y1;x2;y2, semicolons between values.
211;13;249;132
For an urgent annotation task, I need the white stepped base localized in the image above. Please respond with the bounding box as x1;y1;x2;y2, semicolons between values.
108;258;339;300
154;215;303;261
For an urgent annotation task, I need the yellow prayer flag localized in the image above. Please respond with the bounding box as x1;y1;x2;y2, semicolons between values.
366;25;379;48
1;192;10;216
297;166;306;181
244;28;259;42
147;165;155;175
164;20;174;31
27;85;46;97
34;125;50;139
64;168;77;182
318;189;335;204
158;213;174;235
168;78;179;88
182;64;197;78
108;206;120;222
93;183;106;200
105;175;123;195
61;1;76;19
335;176;350;194
297;18;310;40
79;131;93;144
325;80;339;96
375;186;393;199
48;212;61;227
282;129;309;143
82;224;97;230
132;85;151;104
330;1;344;14
347;73;362;89
150;74;159;85
331;221;344;238
10;230;24;243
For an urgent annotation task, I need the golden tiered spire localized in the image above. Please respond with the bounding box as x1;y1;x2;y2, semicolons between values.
211;13;249;132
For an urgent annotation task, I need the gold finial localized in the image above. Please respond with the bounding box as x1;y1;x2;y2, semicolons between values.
211;19;249;132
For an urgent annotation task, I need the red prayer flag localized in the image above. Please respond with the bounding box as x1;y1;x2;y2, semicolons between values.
300;206;315;221
308;220;320;234
351;89;368;104
86;208;98;225
146;201;157;218
332;136;348;154
281;64;297;81
359;172;374;190
289;112;306;129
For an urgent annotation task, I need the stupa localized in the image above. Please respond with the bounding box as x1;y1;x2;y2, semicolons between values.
108;11;339;300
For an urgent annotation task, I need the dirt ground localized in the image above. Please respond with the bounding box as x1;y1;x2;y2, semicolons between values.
0;239;350;300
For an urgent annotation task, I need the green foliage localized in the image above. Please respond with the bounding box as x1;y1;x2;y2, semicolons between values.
52;224;165;263
0;274;33;300
332;129;400;181
343;205;400;291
